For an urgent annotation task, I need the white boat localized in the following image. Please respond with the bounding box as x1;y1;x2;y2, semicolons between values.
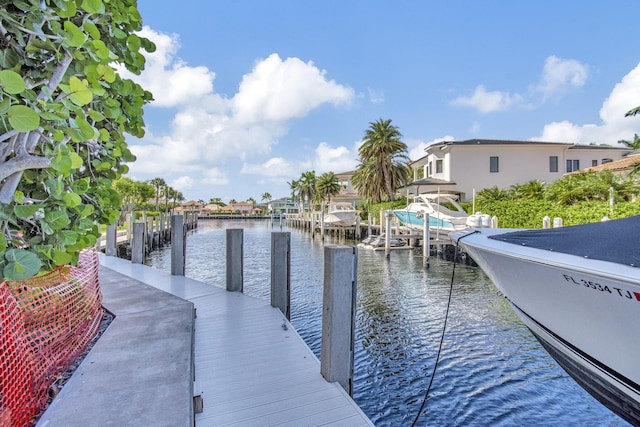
323;202;360;227
358;233;408;250
450;216;640;425
393;193;479;232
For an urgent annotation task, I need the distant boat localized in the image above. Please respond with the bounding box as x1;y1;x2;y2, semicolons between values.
451;216;640;426
393;193;481;233
323;202;360;227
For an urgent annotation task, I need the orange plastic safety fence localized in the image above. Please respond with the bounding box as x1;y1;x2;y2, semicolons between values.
0;247;102;427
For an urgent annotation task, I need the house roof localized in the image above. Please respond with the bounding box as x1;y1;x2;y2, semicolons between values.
567;144;631;150
566;152;640;175
433;139;573;148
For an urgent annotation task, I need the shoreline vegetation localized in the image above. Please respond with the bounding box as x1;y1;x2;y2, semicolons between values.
365;198;639;230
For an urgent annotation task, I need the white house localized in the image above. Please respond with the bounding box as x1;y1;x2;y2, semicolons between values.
267;198;300;215
405;139;631;202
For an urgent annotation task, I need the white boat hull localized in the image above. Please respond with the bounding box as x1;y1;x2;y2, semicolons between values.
323;203;360;227
323;212;359;227
453;229;640;425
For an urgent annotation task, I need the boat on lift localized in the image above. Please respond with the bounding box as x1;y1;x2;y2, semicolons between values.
323;202;360;227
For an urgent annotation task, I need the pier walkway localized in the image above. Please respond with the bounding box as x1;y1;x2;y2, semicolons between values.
37;254;373;427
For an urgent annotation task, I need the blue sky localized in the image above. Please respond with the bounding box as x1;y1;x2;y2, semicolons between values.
121;0;640;203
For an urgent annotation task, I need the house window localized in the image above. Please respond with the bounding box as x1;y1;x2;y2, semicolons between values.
435;159;443;174
549;156;558;172
592;160;598;167
490;156;499;173
566;159;580;172
602;158;613;164
428;161;432;176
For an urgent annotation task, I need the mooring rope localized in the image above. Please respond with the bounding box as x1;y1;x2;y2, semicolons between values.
410;230;478;427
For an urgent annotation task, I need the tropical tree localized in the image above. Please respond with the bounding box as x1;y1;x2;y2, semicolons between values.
315;172;342;207
261;192;272;203
626;106;640;117
229;198;237;205
167;188;184;215
298;170;317;212
287;179;300;210
247;197;256;205
352;119;410;202
0;1;153;279
618;133;640;150
545;171;640;205
113;178;154;214
510;180;546;199
475;186;513;204
161;184;172;213
351;159;386;202
148;177;166;212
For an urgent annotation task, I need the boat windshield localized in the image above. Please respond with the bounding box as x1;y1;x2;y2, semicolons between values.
488;215;640;267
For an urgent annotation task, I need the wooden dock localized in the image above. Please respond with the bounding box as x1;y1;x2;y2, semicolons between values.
98;255;374;426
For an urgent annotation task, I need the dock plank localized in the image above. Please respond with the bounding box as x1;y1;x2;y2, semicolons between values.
98;255;373;427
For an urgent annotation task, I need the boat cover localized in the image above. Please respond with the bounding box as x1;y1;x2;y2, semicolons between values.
488;215;640;267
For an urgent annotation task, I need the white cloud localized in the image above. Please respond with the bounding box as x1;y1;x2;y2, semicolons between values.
232;53;355;123
451;56;588;113
119;27;216;107
313;142;358;173
536;55;588;100
241;141;358;183
201;168;229;185
408;136;455;160
536;62;640;144
124;28;356;192
367;88;385;104
451;85;523;113
241;157;296;177
170;176;194;192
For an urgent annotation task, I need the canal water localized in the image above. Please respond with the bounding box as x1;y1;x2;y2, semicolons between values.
145;219;629;426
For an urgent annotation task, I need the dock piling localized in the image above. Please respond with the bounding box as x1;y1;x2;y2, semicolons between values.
270;232;291;319
384;211;393;258
171;214;186;276
226;229;244;292
131;222;145;264
321;245;357;395
106;224;117;257
423;214;430;268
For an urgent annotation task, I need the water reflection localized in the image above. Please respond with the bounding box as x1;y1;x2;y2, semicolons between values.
145;219;628;427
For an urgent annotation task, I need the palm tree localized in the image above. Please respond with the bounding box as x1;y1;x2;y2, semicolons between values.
618;133;640;150
315;172;342;206
626;106;640;117
353;118;410;202
167;188;184;215
261;192;272;203
287;179;301;211
546;170;640;204
161;184;173;214
476;186;513;204
148;177;166;212
510;180;546;199
351;159;386;202
298;171;317;212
